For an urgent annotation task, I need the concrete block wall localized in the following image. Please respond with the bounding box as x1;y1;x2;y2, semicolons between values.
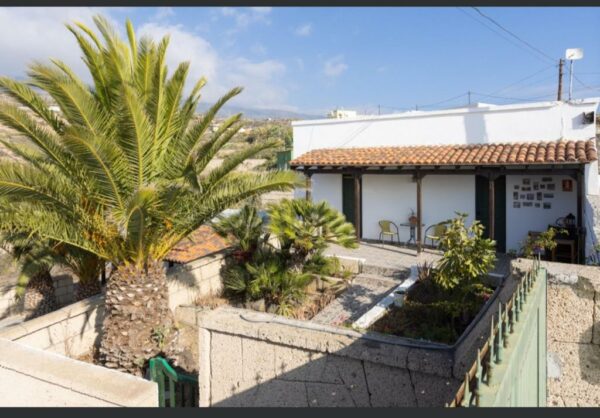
0;338;157;407
166;252;226;310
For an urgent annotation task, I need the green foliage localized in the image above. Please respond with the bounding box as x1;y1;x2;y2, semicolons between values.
520;227;566;259
220;199;356;316
267;199;358;269
212;205;266;253
0;16;297;269
434;213;496;290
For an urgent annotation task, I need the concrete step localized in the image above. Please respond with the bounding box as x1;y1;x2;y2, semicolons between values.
361;263;410;280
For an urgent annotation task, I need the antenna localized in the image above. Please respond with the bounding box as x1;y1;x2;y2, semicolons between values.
565;48;584;101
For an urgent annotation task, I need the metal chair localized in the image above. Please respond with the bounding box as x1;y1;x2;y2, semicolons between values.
424;222;448;248
378;220;400;245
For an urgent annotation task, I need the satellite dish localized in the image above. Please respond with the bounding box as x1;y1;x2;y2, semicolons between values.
565;48;584;60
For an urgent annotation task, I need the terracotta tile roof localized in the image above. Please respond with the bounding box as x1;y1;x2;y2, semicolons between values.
290;139;598;168
165;225;230;264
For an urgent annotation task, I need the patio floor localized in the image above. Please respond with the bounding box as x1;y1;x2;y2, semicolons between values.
325;241;512;278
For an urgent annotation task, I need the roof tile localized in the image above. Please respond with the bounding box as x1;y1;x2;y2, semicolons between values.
165;225;230;264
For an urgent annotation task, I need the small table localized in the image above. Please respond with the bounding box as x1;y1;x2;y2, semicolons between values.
400;222;424;246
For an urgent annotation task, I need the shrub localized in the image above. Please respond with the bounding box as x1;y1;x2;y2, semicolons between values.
434;213;496;290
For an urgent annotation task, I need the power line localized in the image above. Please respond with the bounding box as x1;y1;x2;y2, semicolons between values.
470;7;556;64
573;75;600;92
487;64;556;96
418;93;469;109
456;8;554;65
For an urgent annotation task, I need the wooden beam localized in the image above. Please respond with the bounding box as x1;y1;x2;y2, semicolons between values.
305;173;312;201
416;173;423;252
576;169;583;263
354;174;362;239
488;176;495;241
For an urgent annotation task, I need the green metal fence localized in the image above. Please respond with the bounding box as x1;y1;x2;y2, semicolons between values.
449;259;547;407
149;357;199;407
276;150;292;171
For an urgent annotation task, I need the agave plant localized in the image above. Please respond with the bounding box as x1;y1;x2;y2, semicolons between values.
0;16;296;374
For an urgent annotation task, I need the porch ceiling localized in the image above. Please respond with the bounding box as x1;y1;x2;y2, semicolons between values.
290;139;597;169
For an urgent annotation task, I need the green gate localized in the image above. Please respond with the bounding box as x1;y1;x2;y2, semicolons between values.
449;260;547;407
149;357;199;407
276;150;292;171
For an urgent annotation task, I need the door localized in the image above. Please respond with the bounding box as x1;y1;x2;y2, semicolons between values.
475;175;506;252
342;175;356;227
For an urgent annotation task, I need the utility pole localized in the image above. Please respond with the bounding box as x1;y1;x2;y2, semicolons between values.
557;58;564;101
568;59;574;101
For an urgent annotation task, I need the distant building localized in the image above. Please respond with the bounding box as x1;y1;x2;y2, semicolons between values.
328;109;358;119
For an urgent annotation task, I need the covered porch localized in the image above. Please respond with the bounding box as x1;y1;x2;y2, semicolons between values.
291;139;598;264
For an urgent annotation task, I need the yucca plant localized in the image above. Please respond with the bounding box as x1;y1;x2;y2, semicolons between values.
0;16;296;374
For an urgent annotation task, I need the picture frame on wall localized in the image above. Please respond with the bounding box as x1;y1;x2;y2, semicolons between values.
513;202;521;208
522;187;531;191
523;202;533;207
513;192;519;200
544;192;554;199
540;184;546;190
533;182;539;190
543;202;552;209
526;193;534;200
514;185;520;190
536;192;542;200
520;194;526;199
562;179;573;192
547;183;556;191
523;178;531;185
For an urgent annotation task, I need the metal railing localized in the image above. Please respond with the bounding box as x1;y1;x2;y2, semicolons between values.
448;258;546;407
149;357;199;407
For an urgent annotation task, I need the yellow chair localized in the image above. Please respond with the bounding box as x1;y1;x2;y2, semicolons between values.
378;220;400;245
424;222;448;248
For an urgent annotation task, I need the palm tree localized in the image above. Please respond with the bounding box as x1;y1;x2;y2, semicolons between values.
0;15;297;374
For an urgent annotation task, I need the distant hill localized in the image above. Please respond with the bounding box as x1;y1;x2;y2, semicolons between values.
196;102;321;121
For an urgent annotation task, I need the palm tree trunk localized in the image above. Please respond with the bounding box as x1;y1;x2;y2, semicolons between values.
24;270;57;319
98;260;176;375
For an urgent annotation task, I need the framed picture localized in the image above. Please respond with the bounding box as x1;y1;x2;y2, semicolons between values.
547;183;555;191
536;192;542;200
543;202;551;209
514;185;520;190
562;179;573;192
535;203;541;208
533;182;539;190
520;194;526;199
543;192;554;199
540;184;546;190
526;193;534;200
523;202;533;207
513;192;519;200
542;177;553;182
522;186;531;191
513;202;521;208
523;178;531;185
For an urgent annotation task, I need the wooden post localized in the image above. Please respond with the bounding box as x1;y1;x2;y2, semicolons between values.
488;176;495;241
576;169;583;263
305;173;312;201
416;173;422;252
354;173;362;239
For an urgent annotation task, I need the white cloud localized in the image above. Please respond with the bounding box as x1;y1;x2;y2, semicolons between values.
219;7;272;32
294;23;312;37
0;8;291;110
0;7;118;81
153;7;175;21
250;43;267;55
323;55;348;77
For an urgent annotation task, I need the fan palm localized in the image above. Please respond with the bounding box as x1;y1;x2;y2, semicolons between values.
0;15;296;374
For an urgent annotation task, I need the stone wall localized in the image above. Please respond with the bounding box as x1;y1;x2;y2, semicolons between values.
166;252;226;310
515;258;600;407
0;294;103;358
0;338;157;407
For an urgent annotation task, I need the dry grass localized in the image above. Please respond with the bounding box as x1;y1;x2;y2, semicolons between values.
193;294;229;310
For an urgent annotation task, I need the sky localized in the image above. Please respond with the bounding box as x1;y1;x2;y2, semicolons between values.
0;7;599;116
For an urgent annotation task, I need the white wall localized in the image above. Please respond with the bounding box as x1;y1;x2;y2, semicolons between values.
505;175;578;253
311;174;343;213
422;175;476;229
293;100;599;158
361;175;416;242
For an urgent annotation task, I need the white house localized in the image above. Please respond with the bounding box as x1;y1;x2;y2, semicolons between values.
290;99;600;263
